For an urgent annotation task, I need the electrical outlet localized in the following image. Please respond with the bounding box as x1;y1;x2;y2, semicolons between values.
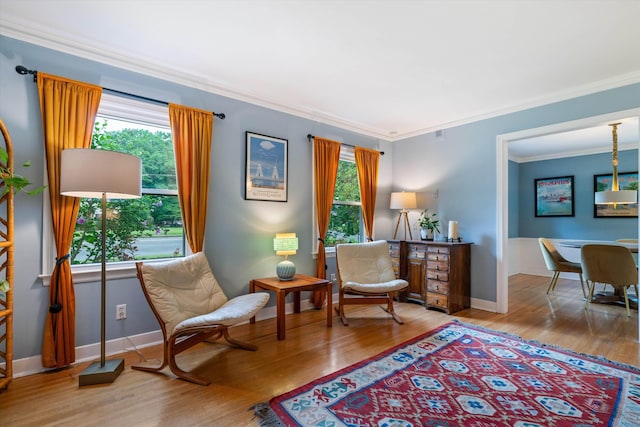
116;304;127;320
330;273;337;283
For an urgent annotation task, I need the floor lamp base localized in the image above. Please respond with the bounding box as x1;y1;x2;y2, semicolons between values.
79;358;124;386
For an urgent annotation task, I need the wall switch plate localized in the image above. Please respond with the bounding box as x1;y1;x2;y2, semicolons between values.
330;273;337;282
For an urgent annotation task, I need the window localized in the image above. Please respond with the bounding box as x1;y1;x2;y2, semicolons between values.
323;147;363;250
41;94;185;284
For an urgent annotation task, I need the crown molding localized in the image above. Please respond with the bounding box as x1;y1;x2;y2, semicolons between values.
3;18;640;143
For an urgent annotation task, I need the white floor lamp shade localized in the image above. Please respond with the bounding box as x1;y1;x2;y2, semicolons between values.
390;191;416;240
60;149;141;386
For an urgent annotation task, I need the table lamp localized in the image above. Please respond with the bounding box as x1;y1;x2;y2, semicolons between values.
390;191;416;240
60;148;141;386
273;233;298;280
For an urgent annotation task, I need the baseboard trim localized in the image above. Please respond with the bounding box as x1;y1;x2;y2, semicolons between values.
11;292;495;378
10;294;331;379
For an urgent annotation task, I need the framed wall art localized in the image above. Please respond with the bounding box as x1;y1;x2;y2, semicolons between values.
593;171;638;218
535;175;574;217
245;131;288;202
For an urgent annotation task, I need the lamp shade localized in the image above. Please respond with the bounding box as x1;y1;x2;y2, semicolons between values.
389;191;417;210
60;149;142;199
273;232;298;256
595;190;637;205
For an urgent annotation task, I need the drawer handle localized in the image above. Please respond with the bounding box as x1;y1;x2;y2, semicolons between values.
435;285;439;291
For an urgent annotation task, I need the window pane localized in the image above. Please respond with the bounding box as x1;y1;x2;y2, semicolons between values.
70;114;184;265
93;119;176;190
71;195;185;264
326;204;362;247
334;160;360;202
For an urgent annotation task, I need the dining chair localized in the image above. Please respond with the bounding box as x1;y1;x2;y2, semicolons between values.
538;238;586;297
581;244;639;317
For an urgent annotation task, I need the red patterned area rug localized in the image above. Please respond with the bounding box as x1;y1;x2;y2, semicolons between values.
254;321;640;426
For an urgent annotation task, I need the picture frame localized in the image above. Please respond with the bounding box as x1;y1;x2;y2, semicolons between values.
245;132;288;202
535;175;575;217
593;171;638;218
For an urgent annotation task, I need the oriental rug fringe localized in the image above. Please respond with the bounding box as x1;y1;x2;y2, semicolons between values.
254;320;640;427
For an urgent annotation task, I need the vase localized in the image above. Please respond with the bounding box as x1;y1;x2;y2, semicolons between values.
420;228;433;241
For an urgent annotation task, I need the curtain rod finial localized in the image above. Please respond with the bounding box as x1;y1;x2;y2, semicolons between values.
15;65;37;81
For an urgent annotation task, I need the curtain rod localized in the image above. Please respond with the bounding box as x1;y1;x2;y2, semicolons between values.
15;65;226;120
306;134;384;155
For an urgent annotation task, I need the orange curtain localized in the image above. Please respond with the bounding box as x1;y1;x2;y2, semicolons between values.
168;104;213;253
38;73;102;368
355;147;380;241
311;137;341;308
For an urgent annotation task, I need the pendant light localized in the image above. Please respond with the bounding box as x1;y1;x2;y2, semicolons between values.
594;122;637;205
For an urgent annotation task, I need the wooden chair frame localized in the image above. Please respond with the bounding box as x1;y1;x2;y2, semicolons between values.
132;262;259;386
335;287;403;326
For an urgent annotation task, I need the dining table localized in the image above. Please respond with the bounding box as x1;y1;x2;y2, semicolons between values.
556;239;638;309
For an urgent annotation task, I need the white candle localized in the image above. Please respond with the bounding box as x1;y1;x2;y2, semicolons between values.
448;221;458;240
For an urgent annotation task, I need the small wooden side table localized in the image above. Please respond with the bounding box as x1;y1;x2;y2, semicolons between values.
249;274;332;340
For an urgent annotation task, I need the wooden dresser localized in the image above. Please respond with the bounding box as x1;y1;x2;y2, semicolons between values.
388;240;471;314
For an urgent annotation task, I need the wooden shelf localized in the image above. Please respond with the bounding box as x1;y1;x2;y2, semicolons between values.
0;116;15;390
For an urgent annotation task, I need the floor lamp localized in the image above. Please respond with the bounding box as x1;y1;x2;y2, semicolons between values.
390;191;416;240
60;148;141;386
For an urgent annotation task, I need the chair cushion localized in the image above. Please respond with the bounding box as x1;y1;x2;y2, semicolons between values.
174;292;269;334
140;252;230;336
336;240;398;284
343;279;408;294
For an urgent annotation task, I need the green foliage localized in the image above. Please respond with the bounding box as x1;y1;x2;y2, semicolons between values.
326;160;361;247
415;209;440;233
70;120;182;264
0;147;46;196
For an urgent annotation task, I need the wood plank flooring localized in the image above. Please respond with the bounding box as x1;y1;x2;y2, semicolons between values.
1;274;638;426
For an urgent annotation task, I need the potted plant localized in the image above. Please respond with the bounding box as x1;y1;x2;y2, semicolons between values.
0;145;45;294
415;209;440;241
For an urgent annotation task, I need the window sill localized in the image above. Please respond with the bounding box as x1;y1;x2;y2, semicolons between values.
40;260;153;286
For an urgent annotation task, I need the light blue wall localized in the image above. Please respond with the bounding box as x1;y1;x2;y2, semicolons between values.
393;84;640;302
0;36;394;359
3;33;640;361
518;151;638;239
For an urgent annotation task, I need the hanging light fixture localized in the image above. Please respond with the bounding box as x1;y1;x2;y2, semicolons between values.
594;122;637;205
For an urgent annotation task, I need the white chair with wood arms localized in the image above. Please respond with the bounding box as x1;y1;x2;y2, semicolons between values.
538;238;586;297
133;252;269;385
581;244;639;317
335;240;409;326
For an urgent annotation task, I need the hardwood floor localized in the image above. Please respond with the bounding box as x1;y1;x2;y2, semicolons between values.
1;274;638;426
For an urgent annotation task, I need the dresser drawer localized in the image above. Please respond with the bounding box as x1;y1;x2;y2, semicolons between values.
407;243;426;259
427;279;449;294
391;259;401;277
427;292;449;310
388;242;401;258
427;252;449;263
427;246;450;255
426;270;449;281
427;260;449;271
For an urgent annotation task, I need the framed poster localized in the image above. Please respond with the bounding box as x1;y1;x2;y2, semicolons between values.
593;171;638;218
535;175;574;217
245;132;288;202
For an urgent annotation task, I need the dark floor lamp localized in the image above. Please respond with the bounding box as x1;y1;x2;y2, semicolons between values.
60;148;141;386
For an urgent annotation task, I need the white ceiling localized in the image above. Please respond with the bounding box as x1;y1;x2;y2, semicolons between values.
1;0;640;157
